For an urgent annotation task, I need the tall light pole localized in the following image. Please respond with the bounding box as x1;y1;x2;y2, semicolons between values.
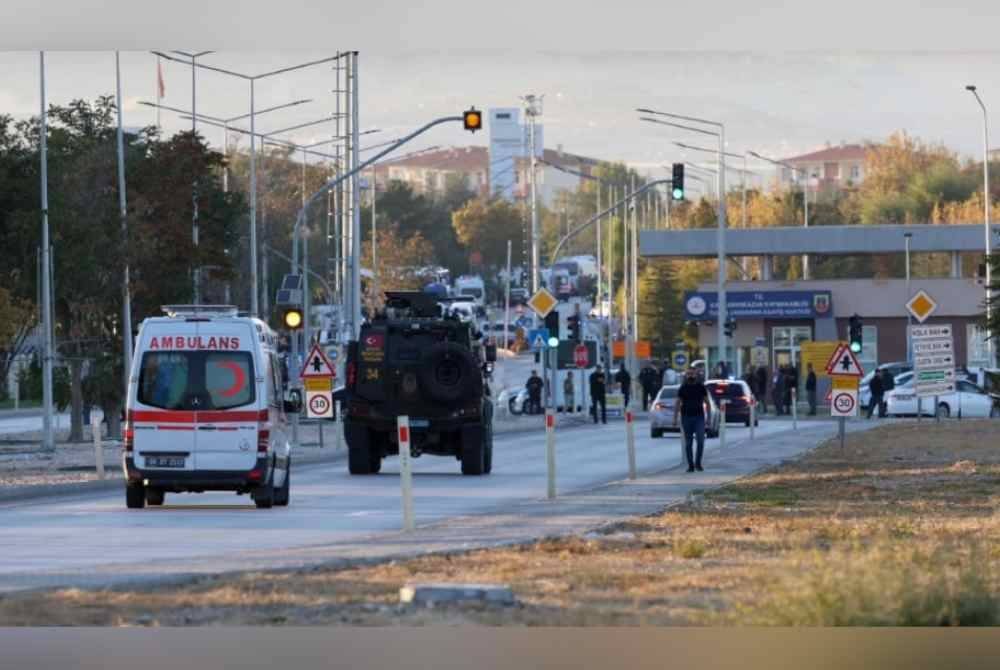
748;150;811;278
904;231;913;364
675;142;754;228
152;51;349;317
523;94;543;318
639;110;729;374
114;52;133;395
967;85;993;366
39;52;55;452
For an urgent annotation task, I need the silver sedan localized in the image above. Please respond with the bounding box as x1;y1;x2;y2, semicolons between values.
649;385;720;438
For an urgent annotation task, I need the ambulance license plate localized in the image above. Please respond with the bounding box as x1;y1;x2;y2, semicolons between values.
146;456;186;468
409;419;429;428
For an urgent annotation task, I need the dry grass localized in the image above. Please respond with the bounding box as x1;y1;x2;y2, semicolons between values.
2;420;1000;626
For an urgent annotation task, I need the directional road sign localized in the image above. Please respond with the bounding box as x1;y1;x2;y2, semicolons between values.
674;351;688;368
825;343;864;377
528;328;550;352
906;289;939;324
527;288;558;318
911;322;955;397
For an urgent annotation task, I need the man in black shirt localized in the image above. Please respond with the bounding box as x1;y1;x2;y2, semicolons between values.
526;370;544;415
589;366;607;424
805;363;818;416
672;369;710;472
639;362;660;411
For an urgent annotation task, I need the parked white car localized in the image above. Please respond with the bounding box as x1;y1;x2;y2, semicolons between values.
859;362;912;407
885;379;1000;418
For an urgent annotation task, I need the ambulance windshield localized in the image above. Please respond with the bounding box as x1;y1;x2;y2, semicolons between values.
138;351;255;410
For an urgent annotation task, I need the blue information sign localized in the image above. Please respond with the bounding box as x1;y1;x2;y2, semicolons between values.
683;290;833;320
674;352;688;368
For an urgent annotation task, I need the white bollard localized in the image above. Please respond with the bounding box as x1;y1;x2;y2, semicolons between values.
396;415;414;532
719;400;727;449
625;409;637;480
749;400;755;441
791;388;798;430
545;408;556;500
92;415;104;479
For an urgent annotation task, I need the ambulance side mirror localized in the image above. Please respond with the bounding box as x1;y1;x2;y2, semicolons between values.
284;389;302;414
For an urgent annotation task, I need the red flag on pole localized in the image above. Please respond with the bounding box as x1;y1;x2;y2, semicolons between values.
157;58;165;99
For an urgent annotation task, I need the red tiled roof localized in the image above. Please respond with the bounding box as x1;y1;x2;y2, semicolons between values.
380;146;489;173
783;144;869;163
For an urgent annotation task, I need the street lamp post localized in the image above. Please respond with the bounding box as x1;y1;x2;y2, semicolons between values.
675;142;754;228
523;94;543;319
967;85;994;366
39;51;55;452
640;110;729;375
905;232;913;363
152;51;349;318
114;52;133;396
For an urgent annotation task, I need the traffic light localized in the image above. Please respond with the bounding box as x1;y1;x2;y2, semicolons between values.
544;310;560;339
723;318;737;338
671;163;685;201
282;307;303;330
849;314;863;353
567;315;581;341
463;107;483;133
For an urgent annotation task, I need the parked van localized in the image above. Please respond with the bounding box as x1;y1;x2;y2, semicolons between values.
122;305;297;509
454;275;486;306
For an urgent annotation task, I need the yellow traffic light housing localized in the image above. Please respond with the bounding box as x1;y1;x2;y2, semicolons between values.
463;107;482;133
282;307;303;330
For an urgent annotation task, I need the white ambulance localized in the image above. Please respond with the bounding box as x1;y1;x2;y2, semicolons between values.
122;305;296;509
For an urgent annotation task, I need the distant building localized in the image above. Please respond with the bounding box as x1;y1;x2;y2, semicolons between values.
988;147;1000;162
374;144;601;207
778;142;869;192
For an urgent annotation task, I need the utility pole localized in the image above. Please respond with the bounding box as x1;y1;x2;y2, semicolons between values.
39;51;55;452
350;51;362;338
115;52;133;394
524;94;543;315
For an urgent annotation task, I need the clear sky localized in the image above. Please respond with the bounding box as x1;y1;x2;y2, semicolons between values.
3;50;1000;183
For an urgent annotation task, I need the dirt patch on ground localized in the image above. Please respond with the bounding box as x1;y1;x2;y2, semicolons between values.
2;420;1000;625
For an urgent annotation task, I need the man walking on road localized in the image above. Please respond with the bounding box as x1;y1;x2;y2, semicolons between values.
879;368;895;418
589;365;607;424
755;365;768;414
673;369;709;472
526;370;544;415
806;363;818;416
615;363;632;408
639;362;659;411
867;370;884;419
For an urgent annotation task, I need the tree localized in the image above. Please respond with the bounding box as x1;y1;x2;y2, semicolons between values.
636;260;683;359
0;287;34;400
451;198;525;271
360;226;435;313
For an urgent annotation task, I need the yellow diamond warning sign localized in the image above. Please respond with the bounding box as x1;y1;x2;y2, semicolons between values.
906;289;938;324
527;288;558;318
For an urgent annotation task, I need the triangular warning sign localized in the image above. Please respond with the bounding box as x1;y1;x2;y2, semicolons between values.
300;343;336;378
824;343;864;377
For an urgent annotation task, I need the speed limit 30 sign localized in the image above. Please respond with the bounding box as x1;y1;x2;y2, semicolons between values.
831;389;858;417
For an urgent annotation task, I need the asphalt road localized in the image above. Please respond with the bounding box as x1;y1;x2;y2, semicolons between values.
0;416;833;593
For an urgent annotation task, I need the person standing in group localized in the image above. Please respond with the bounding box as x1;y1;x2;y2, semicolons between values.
662;365;679;388
879;368;895;418
755;365;768;414
563;373;575;414
772;367;785;415
672;369;710;472
639;361;660;411
783;366;795;415
806;363;818;416
615;363;632;408
867;370;884;419
589;365;607;424
526;370;544;416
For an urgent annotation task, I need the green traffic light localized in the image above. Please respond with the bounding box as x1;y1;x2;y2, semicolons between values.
850;342;862;353
672;187;684;200
548;336;559;348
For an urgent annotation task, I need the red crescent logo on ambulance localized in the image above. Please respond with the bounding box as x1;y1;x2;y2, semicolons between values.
214;361;246;398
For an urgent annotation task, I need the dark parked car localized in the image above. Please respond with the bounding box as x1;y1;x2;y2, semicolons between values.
705;379;758;427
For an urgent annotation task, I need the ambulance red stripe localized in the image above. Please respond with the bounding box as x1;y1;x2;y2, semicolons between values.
133;410;266;423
